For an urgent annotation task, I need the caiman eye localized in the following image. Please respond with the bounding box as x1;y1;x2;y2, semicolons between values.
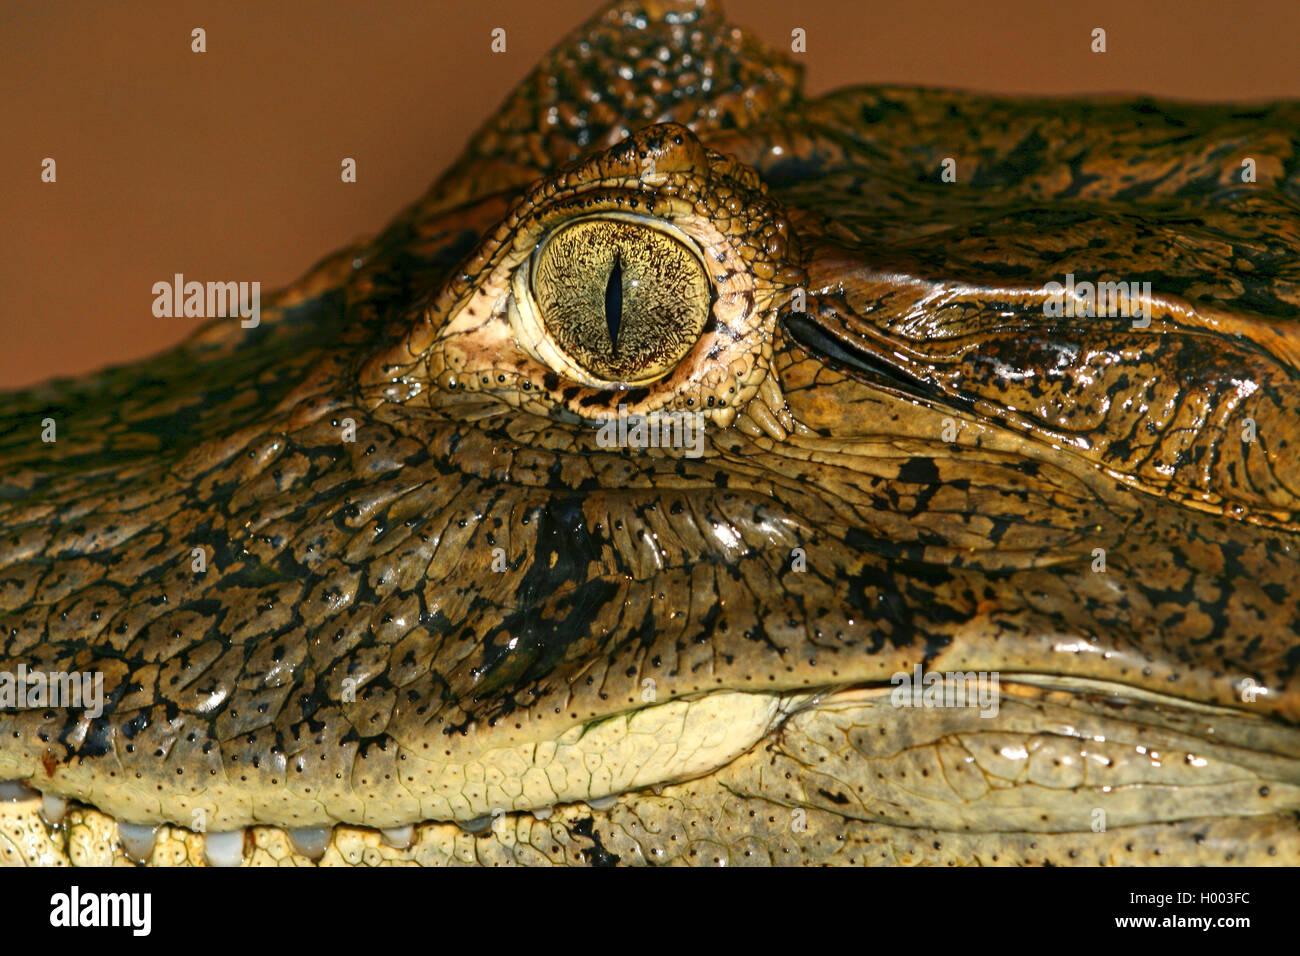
360;124;805;433
510;214;711;387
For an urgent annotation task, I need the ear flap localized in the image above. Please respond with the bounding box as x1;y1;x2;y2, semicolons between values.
424;0;801;210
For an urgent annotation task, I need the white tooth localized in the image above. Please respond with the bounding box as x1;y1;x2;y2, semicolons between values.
40;793;68;825
457;815;493;834
532;806;553;820
0;780;39;802
380;825;414;849
203;830;245;867
287;827;332;860
118;823;159;863
588;795;618;811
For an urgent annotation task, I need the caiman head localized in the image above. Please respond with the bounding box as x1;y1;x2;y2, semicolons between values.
3;0;1300;866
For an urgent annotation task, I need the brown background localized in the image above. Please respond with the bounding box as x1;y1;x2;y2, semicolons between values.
4;0;1298;389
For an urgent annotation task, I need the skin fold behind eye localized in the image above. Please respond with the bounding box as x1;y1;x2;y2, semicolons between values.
530;217;711;383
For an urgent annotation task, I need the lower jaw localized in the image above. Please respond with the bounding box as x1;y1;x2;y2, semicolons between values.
5;678;1300;866
3;784;1298;866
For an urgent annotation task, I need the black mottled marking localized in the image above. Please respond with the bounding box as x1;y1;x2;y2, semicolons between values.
970;130;1048;188
468;497;616;713
896;457;941;486
763;153;826;187
571;816;620;866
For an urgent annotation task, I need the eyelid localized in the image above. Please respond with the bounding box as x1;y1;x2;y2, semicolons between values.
528;212;709;282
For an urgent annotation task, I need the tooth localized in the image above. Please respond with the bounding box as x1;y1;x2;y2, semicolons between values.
203;830;245;867
734;413;764;438
744;397;788;441
118;823;159;863
532;807;553;820
588;795;618;811
457;815;493;834
287;827;331;860
0;780;39;802
759;375;791;430
380;825;414;849
40;793;68;825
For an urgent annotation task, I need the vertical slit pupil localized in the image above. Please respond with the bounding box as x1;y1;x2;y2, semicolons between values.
604;251;623;354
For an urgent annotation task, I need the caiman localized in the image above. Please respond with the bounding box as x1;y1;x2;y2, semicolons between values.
2;0;1300;867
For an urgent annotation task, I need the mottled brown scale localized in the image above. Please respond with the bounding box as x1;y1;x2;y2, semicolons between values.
2;0;1300;866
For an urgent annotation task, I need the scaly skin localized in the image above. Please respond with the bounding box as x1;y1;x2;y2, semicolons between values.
2;0;1300;866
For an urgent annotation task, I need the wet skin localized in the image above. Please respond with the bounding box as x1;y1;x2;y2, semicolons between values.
2;0;1300;865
